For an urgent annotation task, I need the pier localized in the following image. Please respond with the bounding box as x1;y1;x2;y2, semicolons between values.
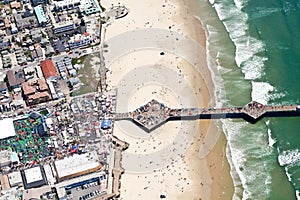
114;100;300;132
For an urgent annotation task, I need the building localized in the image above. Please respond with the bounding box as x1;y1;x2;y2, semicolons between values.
2;56;11;68
34;5;49;26
43;164;56;185
4;17;10;29
53;22;75;34
27;91;52;105
21;165;47;189
7;171;23;187
0;81;7;92
10;1;21;10
0;175;10;190
55;172;107;199
45;44;55;56
53;0;81;11
10;23;18;34
31;29;42;42
79;0;101;15
54;151;102;181
53;0;100;14
22;78;52;105
31;0;47;6
67;34;91;49
0;38;10;51
23;65;37;81
22;78;49;96
0;17;4;30
7;69;25;88
14;13;38;30
0;150;18;168
0;118;16;140
40;60;58;80
35;45;43;58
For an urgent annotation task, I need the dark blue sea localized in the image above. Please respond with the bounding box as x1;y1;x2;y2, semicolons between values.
190;0;300;199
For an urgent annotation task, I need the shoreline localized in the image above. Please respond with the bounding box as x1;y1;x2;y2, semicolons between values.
101;0;234;199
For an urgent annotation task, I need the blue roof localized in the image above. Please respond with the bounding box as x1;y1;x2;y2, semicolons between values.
34;5;49;24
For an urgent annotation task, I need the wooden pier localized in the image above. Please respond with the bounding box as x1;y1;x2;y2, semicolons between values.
114;100;300;132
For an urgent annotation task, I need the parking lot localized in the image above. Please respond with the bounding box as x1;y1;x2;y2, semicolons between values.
65;175;107;200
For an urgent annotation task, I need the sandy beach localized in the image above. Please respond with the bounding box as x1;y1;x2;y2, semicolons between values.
101;0;234;199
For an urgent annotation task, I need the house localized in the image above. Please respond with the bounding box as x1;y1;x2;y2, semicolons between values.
10;23;18;34
7;69;25;88
4;18;10;29
45;44;54;56
10;1;22;10
0;81;7;92
0;38;10;51
23;65;37;81
2;55;11;68
40;38;50;47
35;45;43;58
40;60;57;80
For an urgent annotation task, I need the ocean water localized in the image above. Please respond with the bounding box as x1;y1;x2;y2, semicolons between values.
189;0;300;199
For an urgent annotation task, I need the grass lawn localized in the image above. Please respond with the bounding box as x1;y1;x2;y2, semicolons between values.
71;54;99;96
71;55;88;65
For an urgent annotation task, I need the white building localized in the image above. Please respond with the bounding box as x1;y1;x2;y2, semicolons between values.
0;118;16;140
7;171;23;187
54;151;101;181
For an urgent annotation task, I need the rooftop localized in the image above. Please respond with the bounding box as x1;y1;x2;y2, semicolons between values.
54;151;101;180
7;70;25;87
7;171;23;187
0;118;16;139
34;5;49;24
27;91;51;101
21;165;47;189
40;60;57;79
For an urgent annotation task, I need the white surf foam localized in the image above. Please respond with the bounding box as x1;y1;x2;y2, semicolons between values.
203;0;279;198
222;119;274;199
213;0;270;89
233;0;249;10
278;149;300;167
265;120;276;147
267;128;276;147
251;82;274;105
251;81;286;105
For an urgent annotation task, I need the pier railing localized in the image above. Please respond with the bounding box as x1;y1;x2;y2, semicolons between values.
113;100;300;132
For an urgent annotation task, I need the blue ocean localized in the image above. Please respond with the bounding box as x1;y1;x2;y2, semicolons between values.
190;0;300;199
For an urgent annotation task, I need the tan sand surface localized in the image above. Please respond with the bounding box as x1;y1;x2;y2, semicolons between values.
101;0;234;199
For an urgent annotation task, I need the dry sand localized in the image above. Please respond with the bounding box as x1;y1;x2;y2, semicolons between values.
101;0;234;199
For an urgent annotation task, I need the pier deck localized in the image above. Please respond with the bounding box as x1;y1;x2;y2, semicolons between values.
114;100;300;132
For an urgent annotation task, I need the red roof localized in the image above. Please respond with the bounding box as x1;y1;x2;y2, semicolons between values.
40;60;57;79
